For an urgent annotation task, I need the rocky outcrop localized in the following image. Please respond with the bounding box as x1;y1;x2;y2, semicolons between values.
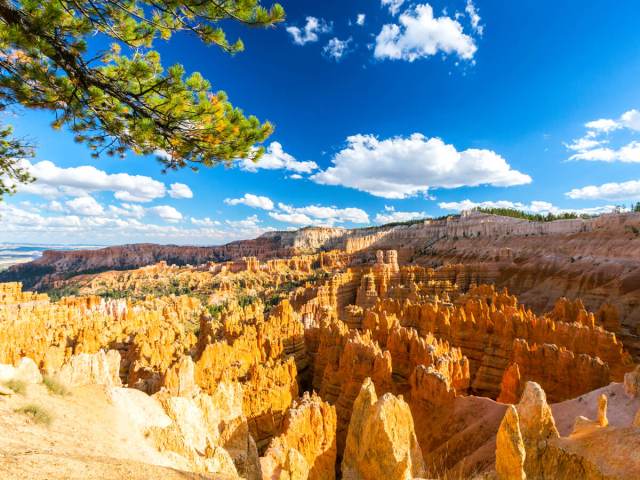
57;350;122;387
375;285;631;400
260;392;337;480
624;365;640;398
498;339;611;403
496;405;526;480
341;378;426;480
0;356;42;384
496;381;640;479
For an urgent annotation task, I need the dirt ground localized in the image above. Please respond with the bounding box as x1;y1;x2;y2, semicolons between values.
0;383;228;480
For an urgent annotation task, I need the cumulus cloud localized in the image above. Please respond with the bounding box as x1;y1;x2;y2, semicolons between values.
585;118;620;134
323;37;353;61
269;202;370;226
12;160;168;202
225;215;262;230
224;193;274;210
465;0;484;35
190;217;221;227
168;183;193;199
569;142;640;163
286;17;332;45
310;133;531;199
356;14;366;26
374;4;477;62
149;205;183;223
374;206;428;224
65;196;104;216
108;203;146;219
238;142;318;174
269;211;313;225
566;180;640;201
566;109;640;162
438;199;619;216
381;0;405;16
0;201;274;245
47;200;64;212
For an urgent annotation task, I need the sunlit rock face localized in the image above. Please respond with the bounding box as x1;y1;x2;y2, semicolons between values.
261;392;337;480
496;381;640;479
2;217;640;479
341;378;426;480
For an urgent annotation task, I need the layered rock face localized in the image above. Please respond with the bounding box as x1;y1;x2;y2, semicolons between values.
341;378;426;480
8;210;640;358
261;392;337;480
496;381;640;479
1;238;639;479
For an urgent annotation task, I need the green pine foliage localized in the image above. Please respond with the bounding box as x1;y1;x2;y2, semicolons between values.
0;0;285;198
0;123;34;198
476;207;589;222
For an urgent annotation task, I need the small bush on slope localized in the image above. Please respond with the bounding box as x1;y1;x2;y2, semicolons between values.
15;404;53;426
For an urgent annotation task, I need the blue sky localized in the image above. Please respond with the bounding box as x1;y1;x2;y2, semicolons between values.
3;0;640;245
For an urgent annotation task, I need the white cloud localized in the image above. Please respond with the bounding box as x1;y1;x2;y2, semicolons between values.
282;203;369;224
286;17;332;45
465;0;484;35
65;196;104;216
269;211;313;225
569;142;640;163
566;180;640;201
14;160;167;202
168;183;193;199
224;215;268;235
310;133;531;199
381;0;405;16
149;205;183;223
190;217;221;227
585;118;620;133
356;14;366;26
374;206;428;224
324;37;353;61
621;109;640;131
438;199;619;216
238;142;318;174
47;200;64;212
0;202;274;245
374;4;477;62
269;202;370;226
289;174;303;180
108;203;146;219
565;137;606;152
566;109;640;162
224;193;274;210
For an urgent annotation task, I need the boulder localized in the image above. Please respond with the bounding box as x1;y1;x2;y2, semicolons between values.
58;350;122;387
0;357;42;384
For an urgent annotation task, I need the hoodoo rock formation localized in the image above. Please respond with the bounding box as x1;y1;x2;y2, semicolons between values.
2;212;640;479
341;378;426;480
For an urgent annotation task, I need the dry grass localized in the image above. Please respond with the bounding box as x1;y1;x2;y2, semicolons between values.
43;375;70;396
2;379;27;395
15;404;53;426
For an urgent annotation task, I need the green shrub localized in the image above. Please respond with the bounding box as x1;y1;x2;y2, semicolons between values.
3;379;26;395
238;295;257;308
476;207;589;222
15;404;53;426
43;375;70;396
207;303;226;319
